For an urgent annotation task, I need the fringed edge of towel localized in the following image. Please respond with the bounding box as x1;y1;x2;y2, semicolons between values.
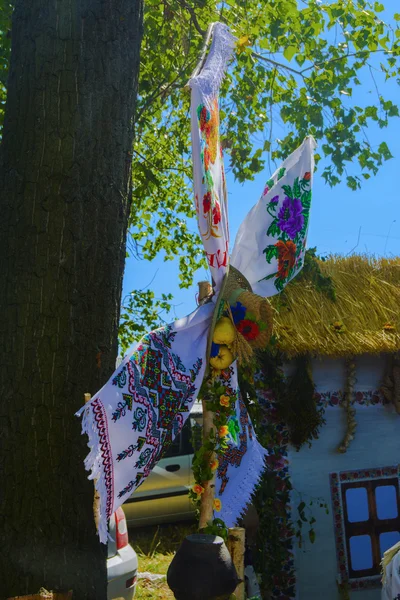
219;441;269;528
76;400;111;544
189;22;236;106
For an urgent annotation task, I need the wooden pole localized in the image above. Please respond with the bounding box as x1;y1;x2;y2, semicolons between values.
227;527;246;600
184;23;216;89
197;281;216;530
84;393;100;532
198;398;216;529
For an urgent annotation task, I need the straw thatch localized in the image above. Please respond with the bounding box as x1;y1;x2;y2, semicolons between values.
270;255;400;358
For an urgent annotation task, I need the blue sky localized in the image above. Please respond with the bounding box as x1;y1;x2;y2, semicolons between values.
123;6;400;322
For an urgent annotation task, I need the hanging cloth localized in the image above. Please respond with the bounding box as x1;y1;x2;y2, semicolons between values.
76;22;316;543
231;136;316;296
189;22;233;288
381;542;400;600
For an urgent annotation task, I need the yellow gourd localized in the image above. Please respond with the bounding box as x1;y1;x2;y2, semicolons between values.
209;345;234;370
212;316;236;346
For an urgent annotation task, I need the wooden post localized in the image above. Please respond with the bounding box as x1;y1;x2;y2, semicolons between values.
84;393;100;532
227;527;246;600
198;398;216;530
197;281;216;531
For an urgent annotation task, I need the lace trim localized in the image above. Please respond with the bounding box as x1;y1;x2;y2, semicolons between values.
79;399;113;544
189;22;236;103
221;440;268;528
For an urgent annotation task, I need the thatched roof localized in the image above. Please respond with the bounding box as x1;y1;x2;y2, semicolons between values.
270;255;400;358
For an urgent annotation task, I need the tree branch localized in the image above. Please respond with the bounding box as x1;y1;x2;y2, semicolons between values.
251;50;304;77
136;58;194;124
300;48;393;74
251;48;394;79
177;0;206;36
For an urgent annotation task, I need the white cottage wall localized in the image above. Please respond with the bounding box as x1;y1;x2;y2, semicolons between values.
287;355;400;600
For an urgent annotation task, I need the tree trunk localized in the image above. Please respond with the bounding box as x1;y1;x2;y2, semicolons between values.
0;1;143;598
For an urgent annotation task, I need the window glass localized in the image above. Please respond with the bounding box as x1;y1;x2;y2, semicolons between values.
349;535;373;571
346;487;369;522
162;429;183;458
189;418;203;453
379;531;400;556
376;485;398;520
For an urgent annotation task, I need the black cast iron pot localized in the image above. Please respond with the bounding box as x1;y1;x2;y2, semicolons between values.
167;533;239;600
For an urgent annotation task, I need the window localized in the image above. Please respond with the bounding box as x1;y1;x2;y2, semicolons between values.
162;418;196;458
330;466;400;592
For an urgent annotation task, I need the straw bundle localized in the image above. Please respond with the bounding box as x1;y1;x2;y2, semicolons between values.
271;255;400;358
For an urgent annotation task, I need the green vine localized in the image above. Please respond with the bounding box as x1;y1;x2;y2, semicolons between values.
189;371;238;538
277;354;326;450
292;491;329;548
238;349;328;597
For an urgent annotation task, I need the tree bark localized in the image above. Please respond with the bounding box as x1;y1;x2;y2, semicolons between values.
0;1;143;598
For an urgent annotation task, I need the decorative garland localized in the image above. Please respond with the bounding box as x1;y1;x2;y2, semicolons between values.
189;370;238;540
239;350;329;599
276;354;325;450
381;351;400;414
248;373;296;599
337;357;357;453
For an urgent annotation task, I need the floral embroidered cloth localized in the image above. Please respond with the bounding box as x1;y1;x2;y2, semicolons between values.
213;367;268;527
231;136;316;296
77;22;316;543
190;23;232;288
78;305;213;542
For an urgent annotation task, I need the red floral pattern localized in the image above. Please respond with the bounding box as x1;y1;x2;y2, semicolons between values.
276;240;297;280
212;202;221;225
203;191;211;213
314;390;386;408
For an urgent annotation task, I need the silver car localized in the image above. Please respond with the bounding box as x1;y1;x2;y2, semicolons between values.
124;405;202;528
108;507;138;599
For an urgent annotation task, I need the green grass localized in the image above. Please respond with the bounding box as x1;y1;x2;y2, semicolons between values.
130;522;197;599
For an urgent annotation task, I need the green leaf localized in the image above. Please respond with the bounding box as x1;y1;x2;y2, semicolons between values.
378;141;393;161
282;184;293;199
266;178;274;189
260;272;277;282
283;45;297;62
293;177;301;199
266;220;281;237
301;190;312;209
263;140;271;152
309;529;316;544
274;277;285;293
263;245;278;263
